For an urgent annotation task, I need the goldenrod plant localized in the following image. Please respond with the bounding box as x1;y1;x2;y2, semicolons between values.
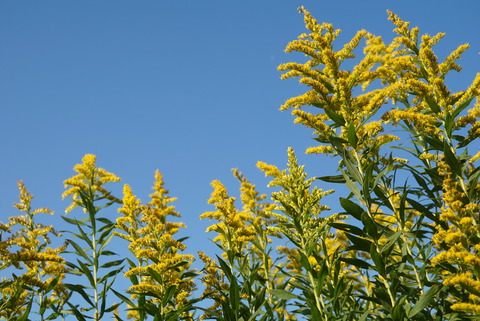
258;149;356;320
0;182;68;321
1;7;479;320
199;169;291;320
61;154;124;321
277;6;480;319
114;171;198;321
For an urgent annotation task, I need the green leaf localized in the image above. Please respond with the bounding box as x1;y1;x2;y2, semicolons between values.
98;229;116;254
315;260;328;293
269;289;298;300
361;212;377;239
65;284;94;307
66;302;88;321
407;198;437;223
340;198;365;220
98;224;115;246
44;274;61;293
345;233;372;252
391;299;406;321
100;250;117;256
324;108;346;126
97;217;114;225
309;303;322;320
425;95;440;113
358;309;370;321
162;285;178;308
67;239;92;264
16;300;33;321
381;231;401;257
147;267;164;284
221;301;235;321
329;222;365;236
299;251;312;271
217;256;233;283
62;215;88;226
453;97;474;118
100;259;125;269
445;112;454;137
347;122;358;148
411;171;439;205
71;220;94;248
99;268;123;284
105;302;122;313
444;142;461;176
424;136;444;151
112;288;136;307
342;151;363;183
468;167;480;199
317;175;346;183
230;277;240;315
340;257;371;270
370;244;385;276
77;260;95;286
343;173;364;202
408;285;441;317
373;186;394;211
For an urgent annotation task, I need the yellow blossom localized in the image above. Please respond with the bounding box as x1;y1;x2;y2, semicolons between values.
63;154;121;213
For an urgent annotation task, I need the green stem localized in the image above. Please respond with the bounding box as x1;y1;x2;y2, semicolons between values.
92;222;99;321
299;236;326;321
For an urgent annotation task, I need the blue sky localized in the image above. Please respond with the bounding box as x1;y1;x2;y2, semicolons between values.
1;0;479;307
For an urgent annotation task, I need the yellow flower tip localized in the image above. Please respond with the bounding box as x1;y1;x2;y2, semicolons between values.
450;302;480;314
122;183;133;195
306;145;334;155
81;154;97;165
257;161;281;177
153;169;164;186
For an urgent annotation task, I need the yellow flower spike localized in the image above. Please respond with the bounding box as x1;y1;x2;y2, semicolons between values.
451;303;480;314
0;182;68;319
63;154;121;213
337;29;370;61
115;171;196;318
439;43;470;75
387;10;411;36
419;47;440;76
456;73;480;108
256;161;282;178
305;145;335;155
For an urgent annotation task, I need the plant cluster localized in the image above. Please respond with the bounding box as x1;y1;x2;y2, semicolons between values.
1;7;479;320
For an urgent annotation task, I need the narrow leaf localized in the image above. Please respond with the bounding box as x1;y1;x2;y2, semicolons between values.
317;175;346;183
340;198;364;220
269;289;298;300
408;285;441;317
162;285;178;308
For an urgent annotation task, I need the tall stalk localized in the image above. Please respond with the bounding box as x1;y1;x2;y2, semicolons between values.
61;154;124;321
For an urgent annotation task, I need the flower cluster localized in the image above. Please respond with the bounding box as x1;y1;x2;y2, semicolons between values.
116;170;196;319
0;182;68;319
63;154;122;213
431;161;480;313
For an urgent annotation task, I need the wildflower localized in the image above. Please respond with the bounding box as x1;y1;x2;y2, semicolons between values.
0;182;68;319
116;170;196;318
63;154;121;213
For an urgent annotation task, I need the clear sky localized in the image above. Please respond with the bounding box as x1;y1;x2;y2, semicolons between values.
1;0;479;307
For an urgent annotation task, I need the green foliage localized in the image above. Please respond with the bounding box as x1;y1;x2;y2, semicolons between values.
61;155;124;321
1;6;480;321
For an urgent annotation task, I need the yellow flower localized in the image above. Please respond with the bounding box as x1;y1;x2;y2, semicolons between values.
450;303;480;314
0;182;68;318
306;145;335;155
116;171;196;315
63;154;121;213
